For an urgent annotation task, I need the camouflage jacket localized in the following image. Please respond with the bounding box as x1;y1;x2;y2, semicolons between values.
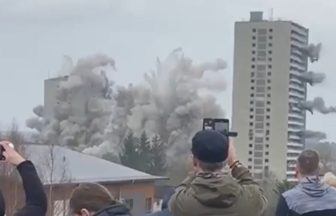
169;165;267;216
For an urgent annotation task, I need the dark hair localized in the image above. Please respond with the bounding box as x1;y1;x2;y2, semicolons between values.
198;160;224;172
298;149;320;176
69;183;116;214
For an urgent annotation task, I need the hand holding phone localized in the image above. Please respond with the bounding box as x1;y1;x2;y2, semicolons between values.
0;141;25;165
227;140;238;167
202;118;238;137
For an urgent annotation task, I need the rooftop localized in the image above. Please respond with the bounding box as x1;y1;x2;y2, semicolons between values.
236;11;308;31
25;144;166;185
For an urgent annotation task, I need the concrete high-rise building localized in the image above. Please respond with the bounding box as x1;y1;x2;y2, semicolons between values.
44;75;103;120
232;12;309;181
44;76;69;118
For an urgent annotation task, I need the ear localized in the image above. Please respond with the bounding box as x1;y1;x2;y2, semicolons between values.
192;155;197;167
80;209;91;216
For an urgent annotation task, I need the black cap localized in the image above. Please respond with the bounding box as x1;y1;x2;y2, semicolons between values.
192;130;229;163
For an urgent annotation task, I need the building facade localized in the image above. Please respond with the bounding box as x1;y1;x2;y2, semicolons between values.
44;75;100;119
232;12;309;181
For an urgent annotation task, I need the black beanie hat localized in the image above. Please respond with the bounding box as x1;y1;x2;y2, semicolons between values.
192;130;229;163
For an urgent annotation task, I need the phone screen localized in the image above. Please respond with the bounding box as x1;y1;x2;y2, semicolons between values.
214;122;229;133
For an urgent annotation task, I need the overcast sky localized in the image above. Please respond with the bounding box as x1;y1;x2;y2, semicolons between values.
1;0;336;141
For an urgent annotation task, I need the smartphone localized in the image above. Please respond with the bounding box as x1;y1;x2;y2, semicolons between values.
203;118;237;137
0;142;14;160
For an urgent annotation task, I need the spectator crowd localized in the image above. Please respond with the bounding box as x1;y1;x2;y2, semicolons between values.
1;129;336;216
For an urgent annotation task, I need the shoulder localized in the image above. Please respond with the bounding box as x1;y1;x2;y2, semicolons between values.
282;185;301;199
327;186;336;193
14;206;45;216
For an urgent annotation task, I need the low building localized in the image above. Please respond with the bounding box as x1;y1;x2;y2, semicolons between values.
1;144;166;216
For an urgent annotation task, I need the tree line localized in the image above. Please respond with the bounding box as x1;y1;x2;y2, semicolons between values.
103;131;167;176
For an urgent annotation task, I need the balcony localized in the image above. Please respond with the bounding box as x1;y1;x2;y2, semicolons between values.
291;51;303;59
288;129;304;136
287;156;297;162
288;127;303;134
291;30;307;39
291;55;305;64
291;33;308;45
291;62;307;71
287;141;304;147
289;110;304;117
291;49;303;57
286;170;296;175
288;97;302;104
289;91;305;100
288;125;304;132
288;133;301;139
291;32;308;42
290;78;303;87
291;38;306;46
288;119;304;126
288;132;301;138
288;146;304;152
290;70;304;77
289;87;305;94
287;148;302;155
288;112;304;120
289;83;306;93
288;163;297;168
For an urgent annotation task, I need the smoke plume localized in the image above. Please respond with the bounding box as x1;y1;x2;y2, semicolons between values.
297;130;327;140
298;71;325;86
27;54;115;149
294;130;326;148
83;49;226;159
299;97;336;114
28;50;227;163
300;43;322;63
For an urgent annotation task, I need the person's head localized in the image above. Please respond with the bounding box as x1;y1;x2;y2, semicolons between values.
191;130;229;172
324;172;336;187
296;149;320;179
70;183;116;216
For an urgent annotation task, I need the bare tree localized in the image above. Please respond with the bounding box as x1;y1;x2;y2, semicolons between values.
36;142;70;216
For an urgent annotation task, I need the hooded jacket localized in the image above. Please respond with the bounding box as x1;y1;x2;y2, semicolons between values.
94;203;131;216
169;165;267;216
276;176;336;216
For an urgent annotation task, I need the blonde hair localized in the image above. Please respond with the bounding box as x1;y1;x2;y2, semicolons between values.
70;183;116;214
324;172;336;187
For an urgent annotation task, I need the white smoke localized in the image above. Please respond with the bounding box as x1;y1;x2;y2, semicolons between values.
298;71;326;86
33;105;44;117
299;97;336;114
27;54;115;149
28;50;227;163
57;55;74;76
300;43;322;63
83;49;226;159
297;130;327;140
